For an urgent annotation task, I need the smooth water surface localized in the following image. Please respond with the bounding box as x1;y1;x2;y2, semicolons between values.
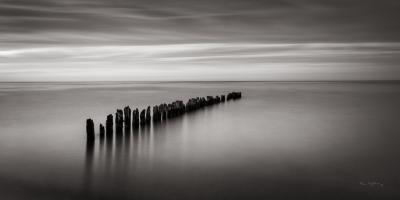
0;82;399;199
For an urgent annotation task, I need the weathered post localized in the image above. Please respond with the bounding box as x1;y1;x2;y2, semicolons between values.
124;106;131;130
157;104;162;121
106;114;113;138
233;92;241;99
99;123;105;139
86;118;95;141
105;114;114;150
153;105;161;123
161;103;167;121
132;108;139;128
140;109;146;126
115;109;123;134
170;103;175;117
215;96;221;103
207;96;215;105
226;91;242;101
146;106;151;124
167;104;172;118
185;99;192;112
177;100;185;115
227;93;232;101
200;97;206;107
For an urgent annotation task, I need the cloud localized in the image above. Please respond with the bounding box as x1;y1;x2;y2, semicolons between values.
1;0;400;81
2;0;400;44
1;42;399;63
1;42;399;81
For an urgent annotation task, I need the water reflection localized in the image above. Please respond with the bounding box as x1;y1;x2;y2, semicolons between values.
105;127;113;174
83;139;95;197
84;140;95;178
123;126;131;173
80;91;400;200
1;82;399;199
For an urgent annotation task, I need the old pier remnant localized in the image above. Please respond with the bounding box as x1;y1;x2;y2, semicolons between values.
86;91;242;141
86;118;95;141
106;114;113;138
132;108;139;128
146;106;151;124
227;92;242;101
140;109;146;125
99;124;105;139
160;104;166;121
124;106;131;130
185;97;207;112
115;109;123;134
153;105;161;123
167;100;185;118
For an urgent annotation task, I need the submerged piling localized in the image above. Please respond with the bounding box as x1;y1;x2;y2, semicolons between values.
106;114;113;138
146;106;151;124
227;92;241;101
153;105;161;123
132;108;139;128
99;124;105;139
124;106;131;130
115;109;123;134
86;91;241;140
140;109;146;125
160;103;167;121
86;118;95;141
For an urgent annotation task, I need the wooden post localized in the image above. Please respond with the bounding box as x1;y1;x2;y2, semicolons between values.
146;106;151;124
115;109;123;134
106;114;113;138
215;96;221;103
153;105;161;123
132;108;139;128
177;100;185;115
227;92;232;101
167;104;172;118
140;109;146;125
99;123;105;139
200;97;206;107
124;106;131;130
86;118;95;141
161;103;167;121
206;96;214;105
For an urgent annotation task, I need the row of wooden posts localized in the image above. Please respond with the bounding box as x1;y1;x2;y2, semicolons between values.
86;92;242;141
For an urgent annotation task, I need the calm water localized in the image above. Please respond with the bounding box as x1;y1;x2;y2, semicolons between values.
0;82;399;199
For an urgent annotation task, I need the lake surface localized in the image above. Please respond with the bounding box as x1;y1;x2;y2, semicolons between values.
0;82;399;199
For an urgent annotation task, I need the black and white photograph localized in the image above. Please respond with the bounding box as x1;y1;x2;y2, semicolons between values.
0;0;400;199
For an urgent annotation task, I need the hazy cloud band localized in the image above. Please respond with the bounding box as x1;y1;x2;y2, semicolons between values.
1;0;400;81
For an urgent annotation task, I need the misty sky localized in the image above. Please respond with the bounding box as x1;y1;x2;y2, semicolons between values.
1;0;400;81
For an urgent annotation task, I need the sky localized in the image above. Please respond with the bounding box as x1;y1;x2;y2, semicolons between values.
1;0;400;81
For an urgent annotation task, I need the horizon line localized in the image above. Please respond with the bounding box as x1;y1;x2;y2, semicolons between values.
1;80;400;83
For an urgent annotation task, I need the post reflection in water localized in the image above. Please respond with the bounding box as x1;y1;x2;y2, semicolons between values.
132;126;140;170
83;139;95;197
139;125;151;166
115;132;123;172
123;126;131;174
105;127;113;175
